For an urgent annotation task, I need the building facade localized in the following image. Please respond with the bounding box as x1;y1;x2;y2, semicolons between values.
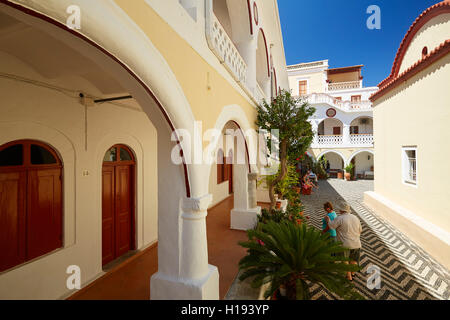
288;60;378;177
0;0;289;299
364;1;450;269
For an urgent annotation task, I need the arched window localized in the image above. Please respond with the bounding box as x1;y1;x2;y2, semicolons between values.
0;140;63;272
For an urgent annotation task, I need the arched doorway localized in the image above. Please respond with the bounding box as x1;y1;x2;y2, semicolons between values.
0;140;62;272
349;150;374;179
102;145;136;266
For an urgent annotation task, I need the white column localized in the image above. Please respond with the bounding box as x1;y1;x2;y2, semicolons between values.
231;170;261;230
311;121;319;147
248;172;258;209
343;124;351;146
151;194;219;300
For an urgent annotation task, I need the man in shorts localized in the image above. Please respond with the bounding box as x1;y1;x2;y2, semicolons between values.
325;200;362;281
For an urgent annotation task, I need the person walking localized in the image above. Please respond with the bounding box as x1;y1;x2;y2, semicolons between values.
324;200;362;281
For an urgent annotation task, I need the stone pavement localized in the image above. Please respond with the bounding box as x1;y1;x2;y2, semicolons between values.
226;179;450;300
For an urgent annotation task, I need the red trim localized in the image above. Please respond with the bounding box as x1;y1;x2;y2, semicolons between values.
259;28;271;78
327;65;363;74
247;0;253;35
253;2;259;25
371;40;450;101
2;0;191;197
378;1;450;88
229;121;251;173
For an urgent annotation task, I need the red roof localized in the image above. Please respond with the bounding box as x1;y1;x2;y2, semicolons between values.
371;1;450;101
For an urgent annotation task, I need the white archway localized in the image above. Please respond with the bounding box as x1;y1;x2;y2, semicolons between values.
1;1;218;300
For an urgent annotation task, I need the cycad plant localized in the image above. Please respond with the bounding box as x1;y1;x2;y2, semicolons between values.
239;221;363;300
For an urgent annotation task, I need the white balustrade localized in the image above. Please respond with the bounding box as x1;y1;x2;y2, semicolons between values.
254;83;267;104
350;134;374;145
304;93;372;112
350;101;372;110
317;135;343;145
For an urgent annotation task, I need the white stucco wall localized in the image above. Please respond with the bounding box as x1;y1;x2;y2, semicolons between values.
0;53;158;299
373;54;450;233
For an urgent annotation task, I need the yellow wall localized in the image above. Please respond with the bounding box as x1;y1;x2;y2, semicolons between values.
115;0;257;137
288;70;325;95
373;54;450;232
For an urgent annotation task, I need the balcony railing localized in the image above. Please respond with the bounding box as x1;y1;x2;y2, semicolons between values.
328;81;361;91
206;13;247;84
350;134;373;145
305;93;372;112
312;133;373;148
255;83;267;104
317;135;343;145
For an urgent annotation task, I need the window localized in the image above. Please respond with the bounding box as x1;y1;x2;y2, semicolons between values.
334;97;342;102
402;147;417;185
0;140;63;273
351;95;361;102
298;80;307;96
350;126;359;134
333;127;341;135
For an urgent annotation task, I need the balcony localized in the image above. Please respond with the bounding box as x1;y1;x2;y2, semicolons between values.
350;133;374;145
328;80;361;91
305;93;372;112
312;133;373;148
317;134;343;146
206;13;247;84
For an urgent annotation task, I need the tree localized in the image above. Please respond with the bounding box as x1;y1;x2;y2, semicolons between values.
256;89;315;209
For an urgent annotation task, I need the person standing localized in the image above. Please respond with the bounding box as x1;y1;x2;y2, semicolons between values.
325;200;362;281
321;202;337;242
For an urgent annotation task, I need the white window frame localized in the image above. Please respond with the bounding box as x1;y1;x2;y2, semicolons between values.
402;146;418;187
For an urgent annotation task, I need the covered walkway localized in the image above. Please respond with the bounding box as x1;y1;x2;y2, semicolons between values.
68;196;248;300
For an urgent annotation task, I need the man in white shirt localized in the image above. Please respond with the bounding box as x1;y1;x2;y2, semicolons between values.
325;200;362;281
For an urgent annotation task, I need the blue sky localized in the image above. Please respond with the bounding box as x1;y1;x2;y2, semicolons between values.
278;0;441;87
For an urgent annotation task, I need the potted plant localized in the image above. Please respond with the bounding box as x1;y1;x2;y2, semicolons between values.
239;221;363;300
344;163;354;181
337;170;344;179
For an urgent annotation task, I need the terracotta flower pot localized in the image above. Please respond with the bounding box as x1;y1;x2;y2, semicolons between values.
276;201;281;209
337;171;344;179
345;172;351;181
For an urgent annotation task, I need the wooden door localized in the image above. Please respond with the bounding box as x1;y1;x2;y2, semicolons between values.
102;166;115;265
115;165;132;258
102;145;135;266
0;171;26;272
0;140;62;272
27;168;62;260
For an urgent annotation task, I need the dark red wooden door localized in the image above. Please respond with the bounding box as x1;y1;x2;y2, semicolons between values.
0;140;62;273
27;168;62;260
102;166;115;266
102;145;135;266
115;165;132;258
0;171;26;271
